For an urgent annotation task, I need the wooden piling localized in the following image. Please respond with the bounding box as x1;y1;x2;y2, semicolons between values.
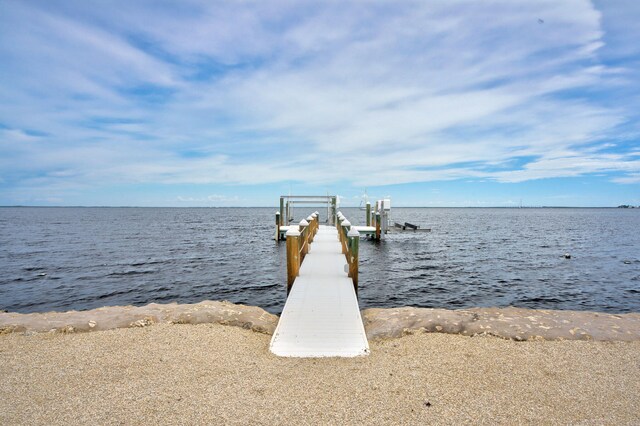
286;201;290;223
313;213;319;237
340;219;351;254
299;219;309;259
286;228;301;294
307;215;315;243
279;198;284;225
366;202;371;226
347;228;360;294
275;211;281;241
331;196;337;225
375;212;381;240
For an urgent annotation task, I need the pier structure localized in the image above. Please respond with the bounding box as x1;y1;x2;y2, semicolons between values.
270;195;430;356
275;195;389;241
270;211;370;357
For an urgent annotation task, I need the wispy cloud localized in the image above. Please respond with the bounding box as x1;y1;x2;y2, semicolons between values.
612;173;640;184
0;0;638;205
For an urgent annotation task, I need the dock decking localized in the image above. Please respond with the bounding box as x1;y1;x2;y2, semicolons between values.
269;225;370;357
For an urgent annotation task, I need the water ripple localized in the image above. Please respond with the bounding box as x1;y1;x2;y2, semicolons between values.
1;207;639;315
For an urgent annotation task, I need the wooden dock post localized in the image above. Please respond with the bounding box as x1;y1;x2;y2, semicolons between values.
338;216;345;251
306;215;314;243
375;212;381;241
275;212;281;240
312;212;319;238
366;202;371;226
286;228;301;294
347;228;360;294
331;196;338;225
299;219;309;259
340;219;351;254
279;198;284;225
308;213;319;242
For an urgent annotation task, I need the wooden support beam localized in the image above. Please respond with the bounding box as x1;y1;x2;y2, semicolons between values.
299;219;309;260
366;202;371;227
340;219;351;254
347;228;359;294
279;198;284;225
286;228;301;294
306;215;314;243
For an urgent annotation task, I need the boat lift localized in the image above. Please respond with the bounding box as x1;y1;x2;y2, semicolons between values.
279;195;338;226
276;196;429;241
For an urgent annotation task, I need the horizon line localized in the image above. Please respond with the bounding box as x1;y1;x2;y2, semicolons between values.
1;205;637;209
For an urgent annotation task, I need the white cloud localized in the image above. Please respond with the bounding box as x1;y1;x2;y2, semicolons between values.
612;173;640;184
0;0;639;204
491;154;640;183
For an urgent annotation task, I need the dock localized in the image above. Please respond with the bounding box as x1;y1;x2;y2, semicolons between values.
270;218;370;357
269;195;409;357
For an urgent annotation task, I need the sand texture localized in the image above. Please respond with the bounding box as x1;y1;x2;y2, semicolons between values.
2;322;639;425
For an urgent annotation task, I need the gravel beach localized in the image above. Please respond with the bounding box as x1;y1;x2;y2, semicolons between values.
2;322;639;425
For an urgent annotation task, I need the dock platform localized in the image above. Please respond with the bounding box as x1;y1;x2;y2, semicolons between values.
270;225;370;357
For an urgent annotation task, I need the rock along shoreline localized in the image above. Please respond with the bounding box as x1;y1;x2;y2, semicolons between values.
1;301;639;341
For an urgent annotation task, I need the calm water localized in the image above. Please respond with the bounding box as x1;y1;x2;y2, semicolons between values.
1;207;639;314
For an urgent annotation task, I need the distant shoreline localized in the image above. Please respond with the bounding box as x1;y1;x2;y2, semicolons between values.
1;205;636;209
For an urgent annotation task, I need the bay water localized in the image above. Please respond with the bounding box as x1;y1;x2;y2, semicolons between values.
1;207;638;315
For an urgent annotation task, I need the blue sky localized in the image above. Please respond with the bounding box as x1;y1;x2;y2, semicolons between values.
1;0;639;207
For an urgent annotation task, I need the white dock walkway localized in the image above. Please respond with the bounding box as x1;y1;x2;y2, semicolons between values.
270;225;370;357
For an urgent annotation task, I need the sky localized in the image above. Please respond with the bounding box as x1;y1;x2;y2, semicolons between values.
1;0;639;207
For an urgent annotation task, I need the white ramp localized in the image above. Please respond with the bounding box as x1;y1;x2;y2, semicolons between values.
270;225;370;357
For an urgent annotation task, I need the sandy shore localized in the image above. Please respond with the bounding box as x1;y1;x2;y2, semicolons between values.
2;322;639;425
